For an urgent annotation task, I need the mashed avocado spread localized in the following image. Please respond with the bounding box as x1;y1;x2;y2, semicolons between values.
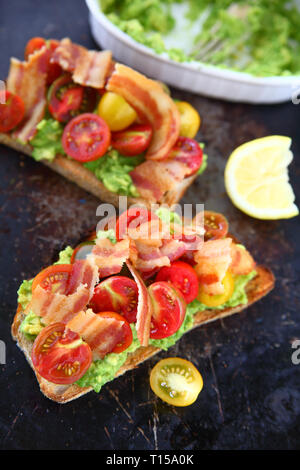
17;229;255;393
100;0;300;77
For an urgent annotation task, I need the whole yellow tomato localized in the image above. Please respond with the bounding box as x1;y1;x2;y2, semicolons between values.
97;92;137;131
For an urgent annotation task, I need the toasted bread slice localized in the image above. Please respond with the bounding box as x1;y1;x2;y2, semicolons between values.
0;133;197;208
11;265;274;404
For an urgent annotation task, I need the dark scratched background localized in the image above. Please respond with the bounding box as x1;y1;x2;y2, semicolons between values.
0;0;300;450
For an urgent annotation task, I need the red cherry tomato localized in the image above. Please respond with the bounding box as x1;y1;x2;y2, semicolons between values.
31;323;92;385
24;37;62;85
0;91;25;133
90;276;138;323
111;124;153;156
116;207;159;241
97;312;133;353
25;37;47;59
31;264;73;295
149;281;186;340
166;137;203;176
204;211;229;241
48;74;98;123
62;113;111;162
155;261;199;303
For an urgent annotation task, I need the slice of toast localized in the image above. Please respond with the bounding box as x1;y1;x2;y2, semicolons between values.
11;265;274;404
0;133;197;208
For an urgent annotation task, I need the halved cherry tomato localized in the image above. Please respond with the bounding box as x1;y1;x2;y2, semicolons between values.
150;357;203;406
25;37;46;59
149;282;186;340
70;241;95;264
62;113;111;162
97;91;137;131
97;312;133;353
111;124;152;156
176;101;201;139
90;276;138;323
31;264;73;295
0;91;25;133
166;137;203;176
155;261;199;303
31;323;92;384
25;37;62;85
116;207;159;241
204;211;229;241
197;270;234;307
48;74;97;123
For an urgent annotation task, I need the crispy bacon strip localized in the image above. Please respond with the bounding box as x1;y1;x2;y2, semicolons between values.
230;243;256;276
89;238;135;278
133;242;170;272
160;238;186;263
66;259;99;296
30;284;90;325
126;261;153;347
106;63;180;161
194;238;232;295
129;217;203;273
28;258;98;325
130;159;190;203
7;47;49;142
51;38;112;88
66;309;125;360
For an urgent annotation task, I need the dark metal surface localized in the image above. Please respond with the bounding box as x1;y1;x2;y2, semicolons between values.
0;0;300;450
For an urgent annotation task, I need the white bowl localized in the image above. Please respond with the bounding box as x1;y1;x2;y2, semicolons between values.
86;0;300;104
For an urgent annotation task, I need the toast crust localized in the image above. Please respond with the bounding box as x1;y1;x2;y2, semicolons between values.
0;133;197;207
12;265;274;403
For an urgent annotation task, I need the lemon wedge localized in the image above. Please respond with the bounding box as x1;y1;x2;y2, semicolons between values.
224;136;299;219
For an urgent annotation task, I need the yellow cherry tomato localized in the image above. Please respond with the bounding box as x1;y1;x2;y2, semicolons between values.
97;91;137;131
176;101;201;139
150;357;203;407
197;270;235;307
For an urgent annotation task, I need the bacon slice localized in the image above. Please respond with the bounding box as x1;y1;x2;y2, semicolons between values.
7;47;49;142
130;159;190;203
51;38;112;88
129;217;203;273
28;258;98;326
194;238;232;295
128;219;171;273
126;262;153;347
160;238;186;263
29;284;90;325
133;242;170;272
66;259;99;296
89;238;135;278
230;243;256;276
66;309;125;360
106;63;180;161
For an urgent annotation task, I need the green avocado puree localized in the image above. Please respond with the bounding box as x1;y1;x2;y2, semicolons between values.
100;0;300;77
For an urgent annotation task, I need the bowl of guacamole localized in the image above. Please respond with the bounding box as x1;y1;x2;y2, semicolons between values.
86;0;300;103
